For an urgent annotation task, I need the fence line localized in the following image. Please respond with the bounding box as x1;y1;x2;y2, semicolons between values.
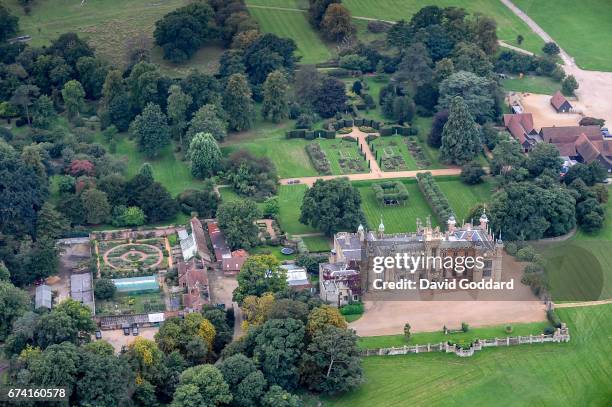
360;324;570;358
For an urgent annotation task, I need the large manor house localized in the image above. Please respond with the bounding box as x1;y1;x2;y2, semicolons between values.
319;213;504;305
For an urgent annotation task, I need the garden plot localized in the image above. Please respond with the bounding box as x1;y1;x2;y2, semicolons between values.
371;136;418;171
316;139;369;175
98;238;167;279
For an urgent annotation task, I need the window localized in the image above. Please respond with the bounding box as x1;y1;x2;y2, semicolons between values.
483;269;491;277
353;295;359;301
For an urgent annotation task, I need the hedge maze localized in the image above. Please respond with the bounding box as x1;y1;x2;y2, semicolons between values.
372;181;409;205
416;172;456;227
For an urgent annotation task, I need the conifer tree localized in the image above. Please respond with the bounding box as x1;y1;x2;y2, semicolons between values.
261;70;289;123
223;73;254;131
440;96;481;165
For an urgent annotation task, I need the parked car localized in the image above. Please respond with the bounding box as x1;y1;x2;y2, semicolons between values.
95;330;102;340
122;324;130;336
132;324;139;336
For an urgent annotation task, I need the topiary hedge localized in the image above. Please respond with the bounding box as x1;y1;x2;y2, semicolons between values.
372;181;409;204
416;172;455;226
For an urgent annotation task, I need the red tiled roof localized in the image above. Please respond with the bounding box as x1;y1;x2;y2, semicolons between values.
503;113;535;146
550;91;571;110
190;217;210;260
540;126;601;144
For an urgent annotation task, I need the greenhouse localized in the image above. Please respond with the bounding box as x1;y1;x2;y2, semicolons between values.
111;275;159;293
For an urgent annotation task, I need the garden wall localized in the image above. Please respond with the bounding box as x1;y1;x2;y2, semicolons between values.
360;324;570;358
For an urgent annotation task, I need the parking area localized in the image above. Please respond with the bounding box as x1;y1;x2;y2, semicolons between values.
513;93;582;129
94;326;159;353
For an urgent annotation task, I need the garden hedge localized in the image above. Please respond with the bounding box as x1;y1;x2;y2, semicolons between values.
416;172;456;227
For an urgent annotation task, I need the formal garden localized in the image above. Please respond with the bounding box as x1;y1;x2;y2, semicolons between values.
370;136;418;171
306;138;369;175
95;291;166;316
97;238;168;279
372;181;409;206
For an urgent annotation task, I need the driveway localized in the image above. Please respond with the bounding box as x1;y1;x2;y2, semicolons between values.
95;326;158;353
501;0;612;125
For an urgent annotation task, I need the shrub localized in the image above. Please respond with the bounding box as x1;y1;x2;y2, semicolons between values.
524;263;543;274
404;323;411;339
505;242;518;256
460;162;485;185
521;273;548;296
504;324;513;334
340;302;364;316
546;309;562;328
516;246;537;262
296;113;315;129
94;278;116;300
543;326;555;335
367;20;392;33
461;322;469;332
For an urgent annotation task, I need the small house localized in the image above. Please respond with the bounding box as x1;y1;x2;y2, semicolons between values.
550;91;572;113
35;284;52;309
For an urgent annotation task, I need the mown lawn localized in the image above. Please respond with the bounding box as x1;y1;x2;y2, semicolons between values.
502;75;561;95
277;184;318;235
436;177;495;223
248;6;332;64
325;304;612;407
316;138;369;175
302;235;330;253
513;0;612;71
222;126;318;178
93;133;201;196
371;135;419;171
342;0;544;54
356;179;437;233
251;245;297;261
6;0;189;67
358;321;551;349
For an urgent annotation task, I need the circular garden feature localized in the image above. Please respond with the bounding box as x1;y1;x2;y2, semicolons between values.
103;243;164;270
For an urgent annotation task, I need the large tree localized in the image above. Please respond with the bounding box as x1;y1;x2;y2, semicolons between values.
0;5;18;42
80;188;111;225
188;132;222;178
254;318;305;390
131;103;171;157
36;202;69;240
11;85;39;125
261;70;289;123
218;354;267;407
525;142;562;177
154;2;215;63
167;84;192;145
313;76;347;118
490;138;526;175
186;104;227;145
300;326;362;395
61;80;86;120
32;95;55;129
223;73;254;131
439;96;481;165
392;42;433;88
308;0;340;28
427;109;449;147
217;199;261;250
0;280;30;339
177;182;219;218
233;254;287;303
300;178;366;236
76;56;109;99
490;182;576;240
171;364;232;407
438;70;497;123
320;4;354;42
0;142;48;236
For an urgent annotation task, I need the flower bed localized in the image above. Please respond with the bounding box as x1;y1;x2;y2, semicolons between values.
305;143;331;175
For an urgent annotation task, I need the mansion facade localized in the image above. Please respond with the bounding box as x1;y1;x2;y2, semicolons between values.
319;213;504;305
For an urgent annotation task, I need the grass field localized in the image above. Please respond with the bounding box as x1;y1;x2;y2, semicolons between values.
358;321;551;349
371;136;419;171
436;177;495;223
356;179;437;233
539;186;612;301
302;235;331;252
502;75;561;95
342;0;544;54
248;6;332;64
93;133;201;196
513;0;612;71
316;139;369;175
6;0;190;67
325;304;612;406
222;125;318;178
251;245;297;261
277;184;318;235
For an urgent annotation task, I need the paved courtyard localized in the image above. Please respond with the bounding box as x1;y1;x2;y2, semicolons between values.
95;326;158;353
350;255;547;335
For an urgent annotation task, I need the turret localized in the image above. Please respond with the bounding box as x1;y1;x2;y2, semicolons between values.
447;215;456;233
378;217;385;238
479;208;489;230
357;224;365;241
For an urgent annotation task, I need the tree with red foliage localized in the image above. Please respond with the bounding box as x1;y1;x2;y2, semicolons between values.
68;160;95;177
